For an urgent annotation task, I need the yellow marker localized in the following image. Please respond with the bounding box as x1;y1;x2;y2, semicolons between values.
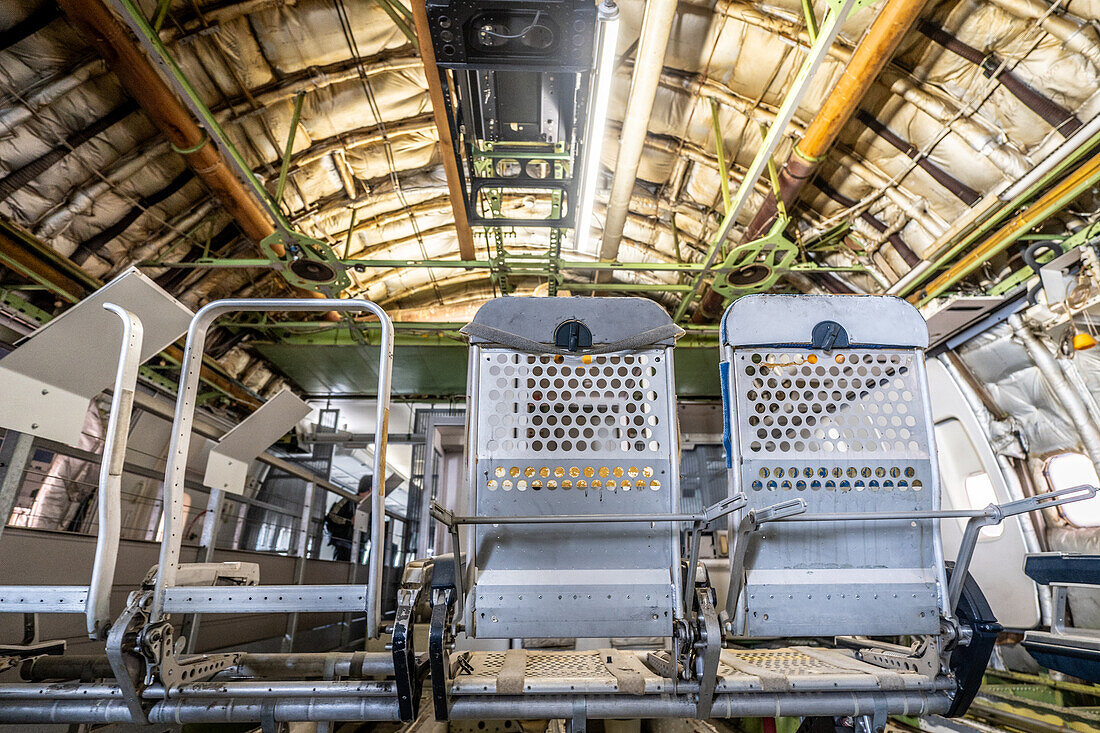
835;354;845;364
581;355;593;364
807;354;818;364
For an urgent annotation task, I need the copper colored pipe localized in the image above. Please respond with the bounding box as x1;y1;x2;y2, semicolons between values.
693;0;931;322
57;0;276;245
58;0;341;319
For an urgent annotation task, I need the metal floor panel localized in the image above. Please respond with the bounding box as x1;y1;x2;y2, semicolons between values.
716;648;939;692
450;647;941;696
451;649;670;695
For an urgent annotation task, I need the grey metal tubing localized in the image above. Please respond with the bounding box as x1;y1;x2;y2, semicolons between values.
0;700;134;724
1010;313;1100;475
88;303;143;640
0;679;397;699
778;509;992;521
0;697;401;724
449;690;953;719
19;652;395;682
442;513;726;525
0;690;950;724
151;298;394;640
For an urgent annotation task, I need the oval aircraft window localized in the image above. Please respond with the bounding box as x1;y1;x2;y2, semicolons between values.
1045;452;1100;527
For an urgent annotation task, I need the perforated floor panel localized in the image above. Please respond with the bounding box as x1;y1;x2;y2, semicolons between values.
716;648;939;692
449;647;941;696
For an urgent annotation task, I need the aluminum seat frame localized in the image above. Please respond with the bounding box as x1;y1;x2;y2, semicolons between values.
149;298;393;637
1;295;1096;728
0;303;142;640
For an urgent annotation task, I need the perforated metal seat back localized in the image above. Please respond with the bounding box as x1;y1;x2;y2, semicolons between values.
721;295;948;638
464;298;682;639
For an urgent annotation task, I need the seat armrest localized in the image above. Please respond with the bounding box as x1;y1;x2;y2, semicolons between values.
1024;553;1100;586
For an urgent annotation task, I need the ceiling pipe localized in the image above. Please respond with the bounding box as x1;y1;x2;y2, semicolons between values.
911;146;1100;304
596;0;679;280
692;0;932;322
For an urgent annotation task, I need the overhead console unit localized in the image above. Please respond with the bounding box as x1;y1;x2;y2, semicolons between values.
424;0;597;231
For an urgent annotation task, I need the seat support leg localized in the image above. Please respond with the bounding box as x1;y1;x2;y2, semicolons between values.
392;563;427;722
568;697;587;733
429;586;455;720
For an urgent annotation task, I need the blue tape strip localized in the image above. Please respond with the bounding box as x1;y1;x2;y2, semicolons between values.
719;360;733;469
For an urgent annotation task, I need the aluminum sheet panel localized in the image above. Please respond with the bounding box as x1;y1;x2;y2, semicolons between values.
470;347;678;638
728;346;942;636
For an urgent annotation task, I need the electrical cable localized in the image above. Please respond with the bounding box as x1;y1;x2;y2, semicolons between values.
479;11;546;40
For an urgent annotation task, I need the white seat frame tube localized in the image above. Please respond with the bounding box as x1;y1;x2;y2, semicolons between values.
149;299;394;639
87;304;143;638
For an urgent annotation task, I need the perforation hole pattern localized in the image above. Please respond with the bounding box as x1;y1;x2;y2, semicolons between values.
487;464;662;492
461;651;614;679
736;350;926;457
481;350;667;455
748;464;924;492
728;650;840;675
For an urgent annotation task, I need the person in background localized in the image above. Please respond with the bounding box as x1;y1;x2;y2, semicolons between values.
325;474;372;561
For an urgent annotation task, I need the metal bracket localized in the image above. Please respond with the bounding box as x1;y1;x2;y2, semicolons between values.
106;591;152;723
259;231;351;293
849;634;942;679
429;585;456;721
694;585;721;717
686;495;747;620
391;561;429;721
141;618;239;692
710;216;798;300
430;502;466;622
568;695;587;733
724;498;808;634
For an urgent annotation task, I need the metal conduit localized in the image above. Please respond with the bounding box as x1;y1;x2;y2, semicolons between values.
693;0;931;322
21;652;396;682
1010;313;1100;476
0;691;953;724
597;0;679;272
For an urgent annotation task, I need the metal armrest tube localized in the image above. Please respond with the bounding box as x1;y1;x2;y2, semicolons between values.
939;486;1094;614
430;499;746;527
87;304;143;640
150;299;394;639
724;499;807;626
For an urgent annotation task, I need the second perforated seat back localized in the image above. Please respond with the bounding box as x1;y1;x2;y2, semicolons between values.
721;295;949;637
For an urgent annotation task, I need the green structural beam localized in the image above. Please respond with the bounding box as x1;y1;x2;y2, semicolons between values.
143;257;868;274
